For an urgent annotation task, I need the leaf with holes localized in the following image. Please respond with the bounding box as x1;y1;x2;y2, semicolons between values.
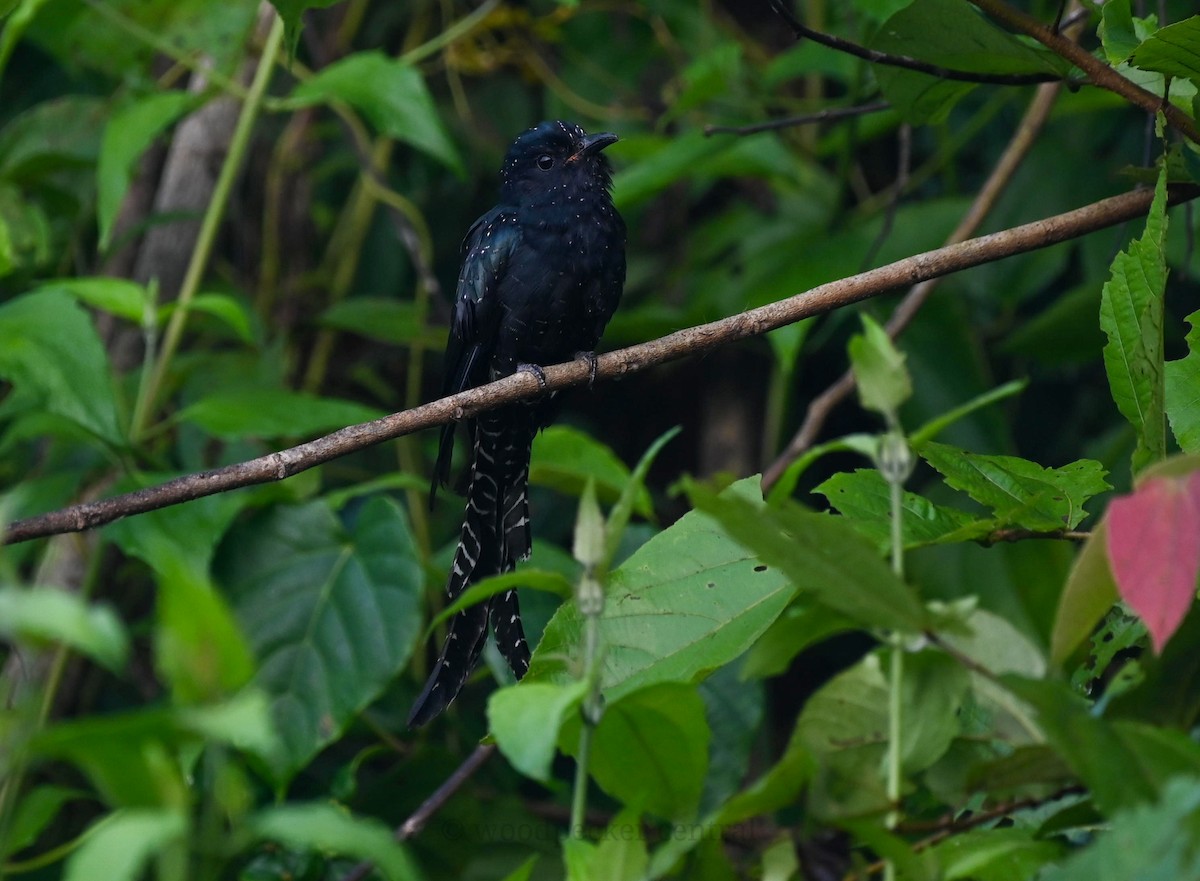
524;478;795;703
216;496;424;784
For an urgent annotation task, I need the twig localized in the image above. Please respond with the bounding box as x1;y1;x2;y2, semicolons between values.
968;0;1200;144
765;0;1061;86
5;184;1198;546
704;101;891;136
984;527;1089;544
337;745;496;881
764;78;1067;489
862;123;912;269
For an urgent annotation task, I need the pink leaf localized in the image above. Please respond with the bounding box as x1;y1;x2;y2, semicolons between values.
1106;472;1200;653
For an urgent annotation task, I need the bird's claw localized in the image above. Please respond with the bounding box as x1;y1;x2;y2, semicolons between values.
575;351;598;387
517;362;549;389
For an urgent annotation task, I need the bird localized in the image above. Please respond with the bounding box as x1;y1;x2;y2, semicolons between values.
407;120;626;727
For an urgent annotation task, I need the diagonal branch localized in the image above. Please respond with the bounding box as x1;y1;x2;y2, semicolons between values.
968;0;1200;144
4;184;1198;546
766;0;1061;86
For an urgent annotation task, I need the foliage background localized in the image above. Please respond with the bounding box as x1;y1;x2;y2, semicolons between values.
1;0;1199;879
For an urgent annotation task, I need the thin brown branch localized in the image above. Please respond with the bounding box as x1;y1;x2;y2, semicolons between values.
968;0;1200;144
704;101;891;136
766;0;1061;86
338;744;496;881
764;77;1068;489
5;184;1199;546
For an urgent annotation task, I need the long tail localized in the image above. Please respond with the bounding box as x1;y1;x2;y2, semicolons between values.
408;407;534;727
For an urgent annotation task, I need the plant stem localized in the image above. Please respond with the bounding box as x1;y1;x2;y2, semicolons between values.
570;605;602;839
136;14;285;439
882;430;910;881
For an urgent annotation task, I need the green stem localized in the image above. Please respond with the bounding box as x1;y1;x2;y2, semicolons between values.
883;432;908;881
136;14;285;439
570;607;602;839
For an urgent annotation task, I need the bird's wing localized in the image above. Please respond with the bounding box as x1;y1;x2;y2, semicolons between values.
432;207;521;498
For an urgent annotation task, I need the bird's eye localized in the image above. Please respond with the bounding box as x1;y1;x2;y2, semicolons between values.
536;155;554;171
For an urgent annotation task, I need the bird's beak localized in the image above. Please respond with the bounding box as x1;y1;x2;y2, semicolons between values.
569;131;619;162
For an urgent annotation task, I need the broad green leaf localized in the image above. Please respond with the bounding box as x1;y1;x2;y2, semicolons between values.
898;650;970;772
687;479;927;632
1039;777;1200;880
740;600;855;679
500;857;539;881
698;664;764;815
97;91;195;249
611;130;733;209
563;809;648;881
0;290;124;447
848;314;911;420
63;809;187;881
921;441;1110;532
176;389;384;439
0;95;103;179
1051;521;1118;665
816;469;996;550
163;292;255;343
869;0;1063;123
427;569;573;635
0;587;128;672
573;682;710;821
488;680;587;782
1101;166;1168;472
532;426;652;516
1099;0;1139;64
605;426;679;566
717;718;814;825
217;497;424;783
269;0;343;59
1166;310;1200;452
39;277;148;322
286;53;463;175
934;828;1063;881
248;803;421;881
107;472;247;583
320;297;442;347
1130;16;1200;83
155;567;255;704
909;379;1028;448
525;478;795;703
175;689;281;768
3;785;89;859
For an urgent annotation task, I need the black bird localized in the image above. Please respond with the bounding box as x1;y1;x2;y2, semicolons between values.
408;120;626;727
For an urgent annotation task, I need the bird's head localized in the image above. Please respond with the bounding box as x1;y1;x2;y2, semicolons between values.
499;120;618;204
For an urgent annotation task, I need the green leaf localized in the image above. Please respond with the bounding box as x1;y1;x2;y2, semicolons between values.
97;91;195;249
320;297;443;347
269;0;343;59
1051;521;1118;666
848;314;911;420
563;809;648;881
0;289;124;447
217;497;424;783
155;568;256;704
1167;310;1200;453
286;52;463;175
1130;16;1200;83
426;569;574;635
717;722;814;825
38;277;148;322
175;689;281;768
869;0;1063;123
176;389;384;439
934;828;1063;881
921;441;1110;531
2;785;90;859
1099;0;1139;64
248;803;421;881
531;426;651;516
64;809;187;881
488;680;587;782
605;426;679;565
525;478;796;703
1101;165;1168;472
1038;777;1200;880
816;469;996;551
686;479;927;633
0;587;128;672
164;292;255;343
577;682;710;820
909;379;1028;448
740;600;855;679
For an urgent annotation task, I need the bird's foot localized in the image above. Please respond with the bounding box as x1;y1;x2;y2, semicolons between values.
574;350;599;387
516;362;549;389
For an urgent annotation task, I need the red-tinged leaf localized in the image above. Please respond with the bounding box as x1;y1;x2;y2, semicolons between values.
1106;472;1200;653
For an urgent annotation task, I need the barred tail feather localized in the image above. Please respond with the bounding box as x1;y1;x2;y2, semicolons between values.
408;407;535;727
